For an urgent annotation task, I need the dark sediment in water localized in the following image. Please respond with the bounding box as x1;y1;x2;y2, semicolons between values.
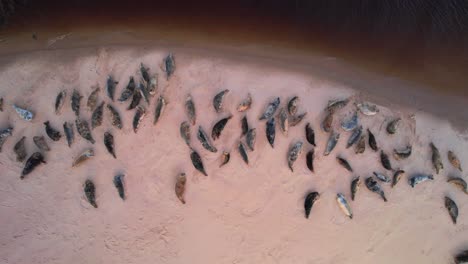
1;0;468;97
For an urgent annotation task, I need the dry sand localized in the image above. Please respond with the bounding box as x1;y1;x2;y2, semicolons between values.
0;44;467;264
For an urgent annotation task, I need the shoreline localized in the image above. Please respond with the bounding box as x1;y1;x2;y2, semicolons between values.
1;33;467;130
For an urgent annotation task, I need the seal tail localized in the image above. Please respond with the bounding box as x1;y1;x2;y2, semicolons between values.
381;192;388;202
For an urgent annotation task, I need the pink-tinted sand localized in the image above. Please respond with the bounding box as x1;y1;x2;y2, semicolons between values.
0;45;467;264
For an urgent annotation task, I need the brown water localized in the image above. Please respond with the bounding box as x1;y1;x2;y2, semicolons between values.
2;0;468;97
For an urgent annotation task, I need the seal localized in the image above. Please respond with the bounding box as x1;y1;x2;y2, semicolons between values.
304;192;320;219
380;150;392;170
91;102;104;129
368;129;378;151
430;142;443;174
33;136;50;152
355;134;366;154
212;116;232;140
447;177;468;194
351;177;361;201
213;89;229;113
132;106;146;134
386;118;401;134
44;121;61;141
153;96;167;125
392;170;405;188
55;90;67;114
322;111;333;132
220;151;230;167
197;126;217;153
393;146;412;160
63;122;74;147
0;127;13;152
356;102;379;116
278;107;289;136
238;141;249;165
287;141;303;172
373;172;391;183
87;86;100;111
288;96;299;116
128;88;141;110
104;132;116;158
337;157;353;172
237;93;252;112
72;149;94;167
266;117;276;148
106;75;118;101
180;121;191;146
190;150;207;176
346;126;362;149
138;83;150;104
448;150;462;172
365;177;387;202
163;53;176;80
306;149;314;173
113;174;125;200
84;179;98;208
341;111;358;131
21;152;46;179
259;97;280;120
336;193;353;219
107;104;123;129
454;250;468;264
140;63;151;83
71;89;82;116
445;196;458;224
13;104;34;121
185;95;196;125
408;174;434;188
289;112;307;127
241;116;249;137
175;173;186;204
75;119;95;144
324;131;340;156
305;123;316;146
13;136;27;162
246;128;256;151
326;98;349;113
118;76;135;102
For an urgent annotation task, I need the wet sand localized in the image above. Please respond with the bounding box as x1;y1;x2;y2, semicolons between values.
0;44;467;263
2;0;468;99
1;30;468;127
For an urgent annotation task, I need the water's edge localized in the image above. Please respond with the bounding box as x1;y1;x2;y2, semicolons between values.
1;31;467;130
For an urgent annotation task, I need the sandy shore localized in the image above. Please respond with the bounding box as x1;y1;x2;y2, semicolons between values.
0;43;467;263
